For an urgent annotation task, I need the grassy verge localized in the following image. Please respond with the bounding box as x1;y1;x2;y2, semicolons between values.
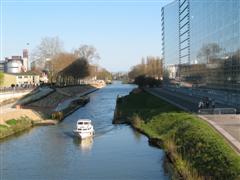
0;117;33;139
114;90;240;179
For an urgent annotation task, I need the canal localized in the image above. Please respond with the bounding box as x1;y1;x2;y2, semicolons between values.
0;82;169;180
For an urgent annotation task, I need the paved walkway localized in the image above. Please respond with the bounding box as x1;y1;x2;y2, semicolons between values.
147;87;240;154
0;90;32;103
0;103;15;114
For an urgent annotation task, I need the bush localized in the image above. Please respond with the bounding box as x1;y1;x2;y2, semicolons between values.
52;112;63;121
134;75;162;88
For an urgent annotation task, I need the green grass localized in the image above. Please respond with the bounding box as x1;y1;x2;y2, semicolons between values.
0;117;32;139
6;119;17;126
0;124;8;130
116;91;240;179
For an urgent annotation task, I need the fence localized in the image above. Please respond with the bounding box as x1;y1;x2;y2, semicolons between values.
164;85;240;109
198;108;237;115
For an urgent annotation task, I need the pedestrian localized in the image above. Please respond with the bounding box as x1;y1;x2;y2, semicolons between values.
211;99;215;108
198;100;204;109
205;100;209;108
204;97;210;108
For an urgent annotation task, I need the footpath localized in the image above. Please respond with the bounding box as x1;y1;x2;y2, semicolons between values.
146;87;240;154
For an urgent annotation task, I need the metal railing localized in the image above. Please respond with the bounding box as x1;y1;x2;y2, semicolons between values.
198;108;237;115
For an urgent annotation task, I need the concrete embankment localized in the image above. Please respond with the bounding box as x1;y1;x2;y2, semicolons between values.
113;88;240;180
0;85;98;139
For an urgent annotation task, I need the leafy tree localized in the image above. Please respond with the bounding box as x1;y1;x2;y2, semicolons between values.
58;57;90;86
46;53;77;83
134;75;162;88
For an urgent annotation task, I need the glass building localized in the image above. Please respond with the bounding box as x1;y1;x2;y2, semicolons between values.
162;0;240;92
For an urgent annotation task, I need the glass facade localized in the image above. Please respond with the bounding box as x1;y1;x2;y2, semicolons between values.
161;1;179;66
162;0;240;92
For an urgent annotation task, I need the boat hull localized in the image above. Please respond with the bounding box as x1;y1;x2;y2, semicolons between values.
74;130;94;139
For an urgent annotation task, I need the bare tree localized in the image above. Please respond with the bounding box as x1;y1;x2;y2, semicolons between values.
31;36;64;70
97;67;112;81
74;45;100;63
197;43;222;64
128;56;163;80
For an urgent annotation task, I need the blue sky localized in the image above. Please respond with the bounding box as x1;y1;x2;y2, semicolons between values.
1;0;172;72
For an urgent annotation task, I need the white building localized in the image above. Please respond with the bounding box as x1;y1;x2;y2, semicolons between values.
5;56;23;73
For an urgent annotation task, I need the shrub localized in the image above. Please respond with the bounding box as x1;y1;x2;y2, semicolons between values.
52;111;63;121
134;75;162;88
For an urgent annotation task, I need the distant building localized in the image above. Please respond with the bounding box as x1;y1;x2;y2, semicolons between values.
0;72;40;87
22;49;29;72
5;56;23;73
1;50;29;74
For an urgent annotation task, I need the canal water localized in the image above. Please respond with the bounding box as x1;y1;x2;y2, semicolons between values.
0;82;169;180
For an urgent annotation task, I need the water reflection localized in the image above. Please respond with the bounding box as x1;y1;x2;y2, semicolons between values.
73;137;93;152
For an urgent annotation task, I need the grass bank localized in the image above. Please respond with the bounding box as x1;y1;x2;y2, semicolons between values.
113;89;240;180
0;117;33;139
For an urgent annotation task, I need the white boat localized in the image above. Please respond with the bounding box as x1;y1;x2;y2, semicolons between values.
73;119;94;139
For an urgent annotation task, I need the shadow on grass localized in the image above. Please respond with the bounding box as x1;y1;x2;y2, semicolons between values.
117;91;182;122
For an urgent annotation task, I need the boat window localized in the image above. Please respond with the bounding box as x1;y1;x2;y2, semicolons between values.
78;122;83;125
84;122;89;125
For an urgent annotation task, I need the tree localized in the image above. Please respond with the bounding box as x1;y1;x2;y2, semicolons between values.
58;57;90;86
0;72;4;86
31;36;64;70
134;75;162;88
197;43;222;63
46;53;77;83
74;45;100;63
128;64;145;80
128;56;163;80
97;68;112;81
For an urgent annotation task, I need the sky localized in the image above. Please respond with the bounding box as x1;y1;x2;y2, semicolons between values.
1;0;172;72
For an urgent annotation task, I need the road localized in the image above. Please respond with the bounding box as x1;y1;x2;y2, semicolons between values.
149;87;231;113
